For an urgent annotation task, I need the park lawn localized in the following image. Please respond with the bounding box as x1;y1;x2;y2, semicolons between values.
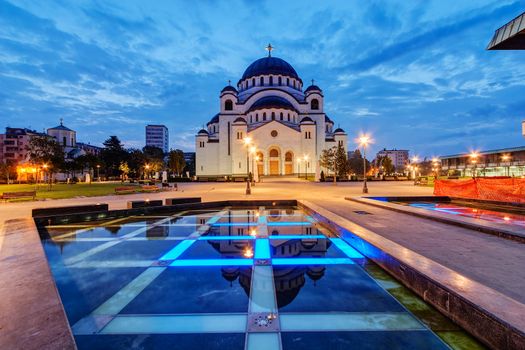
0;182;129;200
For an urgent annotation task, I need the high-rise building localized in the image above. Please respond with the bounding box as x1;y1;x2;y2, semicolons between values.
376;148;409;171
146;124;169;154
0;127;48;165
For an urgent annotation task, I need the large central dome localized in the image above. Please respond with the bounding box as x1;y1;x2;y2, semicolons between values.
241;56;299;81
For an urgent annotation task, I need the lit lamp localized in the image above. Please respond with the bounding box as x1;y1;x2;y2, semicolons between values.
432;157;440;179
303;155;309;180
250;146;257;186
469;152;478;178
411;156;419;180
243;136;252;195
358;135;370;193
144;164;150;180
96;164;101;182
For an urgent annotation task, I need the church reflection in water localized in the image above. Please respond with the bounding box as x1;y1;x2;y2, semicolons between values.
204;208;329;308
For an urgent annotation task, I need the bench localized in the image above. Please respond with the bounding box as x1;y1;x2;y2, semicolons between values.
384;176;396;181
396;176;409;181
415;177;429;185
141;185;159;192
115;186;137;195
1;191;36;202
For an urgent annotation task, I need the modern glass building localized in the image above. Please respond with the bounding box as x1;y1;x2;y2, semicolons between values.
145;124;169;154
440;146;525;177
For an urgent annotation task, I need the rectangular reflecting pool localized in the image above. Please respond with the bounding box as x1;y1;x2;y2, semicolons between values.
39;206;485;349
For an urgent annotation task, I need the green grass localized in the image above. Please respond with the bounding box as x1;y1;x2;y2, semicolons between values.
0;182;129;200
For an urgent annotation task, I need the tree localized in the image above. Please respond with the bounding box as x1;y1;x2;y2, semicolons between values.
28;136;65;186
348;149;370;177
127;148;146;179
100;136;127;178
382;156;394;175
334;144;348;179
143;146;165;161
319;147;335;179
0;161;16;183
167;149;186;176
119;162;130;182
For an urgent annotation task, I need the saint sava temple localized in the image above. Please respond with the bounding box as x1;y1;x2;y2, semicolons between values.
195;45;348;178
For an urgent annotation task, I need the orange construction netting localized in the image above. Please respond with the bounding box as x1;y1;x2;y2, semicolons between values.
434;178;525;203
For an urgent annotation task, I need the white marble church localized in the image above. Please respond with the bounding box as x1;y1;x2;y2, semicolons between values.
195;45;347;178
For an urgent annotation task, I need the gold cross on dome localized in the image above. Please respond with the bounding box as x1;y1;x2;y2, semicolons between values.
60;118;63;125
266;43;274;57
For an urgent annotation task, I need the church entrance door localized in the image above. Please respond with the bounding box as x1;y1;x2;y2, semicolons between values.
269;160;279;175
269;148;280;175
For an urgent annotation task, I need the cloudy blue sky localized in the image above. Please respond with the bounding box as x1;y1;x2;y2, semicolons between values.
1;0;524;158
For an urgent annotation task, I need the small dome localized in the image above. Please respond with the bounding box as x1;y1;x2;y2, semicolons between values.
221;85;238;94
334;127;345;133
300;116;314;123
305;84;322;93
241;56;300;81
206;113;219;126
247;96;297;113
233;117;247;123
197;129;209;135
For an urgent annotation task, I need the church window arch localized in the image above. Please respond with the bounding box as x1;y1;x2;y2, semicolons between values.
271;112;275;120
278;77;282;85
287;113;290;121
285;151;293;162
256;113;259;122
257;152;264;161
263;112;267;121
269;76;273;85
260;77;264;86
286;78;289;86
252;78;255;87
225;99;233;111
311;99;319;110
280;112;283;120
270;149;279;157
293;80;296;89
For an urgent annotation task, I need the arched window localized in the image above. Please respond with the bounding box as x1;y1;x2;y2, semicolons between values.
263;112;267;121
280;112;283;120
257;152;264;161
63;136;67;146
225;99;233;111
293;81;296;89
252;78;255;87
278;77;282;85
287;113;290;121
287;78;289;86
271;112;275;120
311;99;319;110
270;149;279;157
256;113;259;122
269;76;273;85
260;77;264;86
285;152;293;161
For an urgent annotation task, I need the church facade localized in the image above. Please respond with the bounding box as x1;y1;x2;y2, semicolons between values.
195;48;347;178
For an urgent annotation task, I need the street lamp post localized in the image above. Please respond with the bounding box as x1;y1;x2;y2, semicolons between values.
358;136;370;194
243;137;252;195
432;158;440;180
303;155;309;180
250;146;256;187
469;152;478;178
96;164;101;182
410;156;419;180
501;154;511;176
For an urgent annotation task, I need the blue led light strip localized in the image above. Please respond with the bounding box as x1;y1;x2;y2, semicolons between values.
255;239;271;259
159;240;196;260
272;257;353;265
198;235;255;240
329;238;364;259
267;222;311;226
269;235;325;240
211;222;256;227
170;259;254;267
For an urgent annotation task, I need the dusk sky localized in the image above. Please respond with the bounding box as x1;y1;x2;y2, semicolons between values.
1;0;524;158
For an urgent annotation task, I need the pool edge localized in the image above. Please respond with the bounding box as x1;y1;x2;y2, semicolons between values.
298;199;525;350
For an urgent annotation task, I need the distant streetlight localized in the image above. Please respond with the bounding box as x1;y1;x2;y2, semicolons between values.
410;156;419;180
243;136;252;195
469;152;479;178
432;157;440;179
96;164;101;182
501;154;511;176
358;135;370;193
303;155;309;180
250;146;257;186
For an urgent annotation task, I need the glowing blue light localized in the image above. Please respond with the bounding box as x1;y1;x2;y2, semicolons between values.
198;236;254;240
329;238;364;259
267;222;311;226
272;258;353;265
159;240;195;260
170;259;253;267
211;223;255;226
255;239;271;259
269;235;326;239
